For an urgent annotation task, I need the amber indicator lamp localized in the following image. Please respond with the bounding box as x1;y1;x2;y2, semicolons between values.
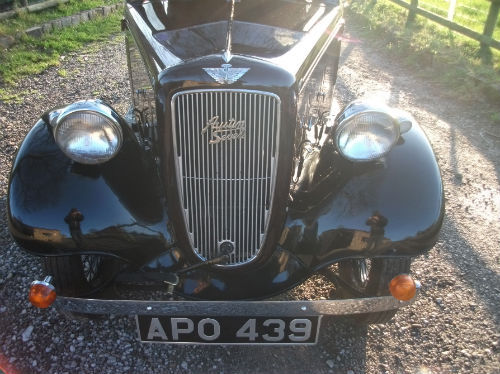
389;274;417;301
29;276;57;308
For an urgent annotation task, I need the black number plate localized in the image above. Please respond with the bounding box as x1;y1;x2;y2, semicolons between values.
136;315;321;345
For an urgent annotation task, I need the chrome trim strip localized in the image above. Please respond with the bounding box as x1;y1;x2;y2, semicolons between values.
55;296;413;316
126;4;181;71
171;89;281;266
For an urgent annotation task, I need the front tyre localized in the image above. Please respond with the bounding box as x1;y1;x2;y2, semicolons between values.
336;257;412;324
43;255;109;296
42;255;116;320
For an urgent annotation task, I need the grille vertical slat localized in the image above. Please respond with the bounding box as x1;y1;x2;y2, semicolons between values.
187;95;193;235
172;89;281;265
255;96;261;251
241;93;246;260
194;94;200;250
252;94;256;258
210;92;215;260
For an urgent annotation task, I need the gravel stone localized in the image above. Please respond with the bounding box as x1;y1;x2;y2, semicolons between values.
0;13;499;374
21;326;34;342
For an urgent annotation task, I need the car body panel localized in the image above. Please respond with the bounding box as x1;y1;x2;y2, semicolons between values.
7;118;175;264
7;0;444;301
7;117;443;300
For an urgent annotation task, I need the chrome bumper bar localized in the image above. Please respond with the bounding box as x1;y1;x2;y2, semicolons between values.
54;296;413;316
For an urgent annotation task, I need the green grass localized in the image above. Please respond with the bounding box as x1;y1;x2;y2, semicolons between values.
415;0;500;40
348;0;500;100
0;11;122;85
0;87;30;103
0;0;122;36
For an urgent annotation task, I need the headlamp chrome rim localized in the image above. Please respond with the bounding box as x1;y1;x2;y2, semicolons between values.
334;109;400;162
52;100;124;165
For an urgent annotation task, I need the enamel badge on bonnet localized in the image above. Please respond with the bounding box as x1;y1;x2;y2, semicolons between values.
203;64;249;84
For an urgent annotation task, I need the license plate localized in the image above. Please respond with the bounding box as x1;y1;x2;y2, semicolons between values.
136;315;321;345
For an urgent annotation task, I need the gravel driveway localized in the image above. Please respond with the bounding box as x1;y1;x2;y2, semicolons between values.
1;17;499;374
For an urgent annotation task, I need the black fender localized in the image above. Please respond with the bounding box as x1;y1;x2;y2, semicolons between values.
7;112;443;300
281;120;444;268
7;116;175;265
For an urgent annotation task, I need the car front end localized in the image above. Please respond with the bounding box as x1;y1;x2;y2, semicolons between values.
8;0;443;343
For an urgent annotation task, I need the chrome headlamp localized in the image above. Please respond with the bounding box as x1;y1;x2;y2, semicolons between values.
334;100;412;162
52;100;123;164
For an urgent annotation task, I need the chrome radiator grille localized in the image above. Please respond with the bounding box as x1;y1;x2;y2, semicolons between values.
171;89;281;265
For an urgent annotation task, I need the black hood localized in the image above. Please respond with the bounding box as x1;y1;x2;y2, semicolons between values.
128;0;339;60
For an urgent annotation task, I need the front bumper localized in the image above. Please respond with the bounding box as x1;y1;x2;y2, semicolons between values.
54;295;413;316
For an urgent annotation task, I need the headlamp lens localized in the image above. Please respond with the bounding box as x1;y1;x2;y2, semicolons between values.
336;112;399;161
55;110;122;164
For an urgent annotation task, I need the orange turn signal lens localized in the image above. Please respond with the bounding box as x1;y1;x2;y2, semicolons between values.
29;280;56;309
389;274;417;301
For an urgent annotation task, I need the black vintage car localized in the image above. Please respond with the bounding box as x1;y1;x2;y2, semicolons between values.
8;0;444;344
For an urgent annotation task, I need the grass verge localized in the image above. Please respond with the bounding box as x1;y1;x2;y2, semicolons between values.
0;11;122;87
415;0;500;40
347;0;500;102
0;0;122;36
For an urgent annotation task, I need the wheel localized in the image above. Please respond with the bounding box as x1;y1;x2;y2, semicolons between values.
42;255;116;320
43;255;110;296
336;257;412;324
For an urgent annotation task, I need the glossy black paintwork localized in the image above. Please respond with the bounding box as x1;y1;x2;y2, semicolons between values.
142;247;307;300
8;114;443;300
283;122;444;268
7;0;444;300
133;0;338;32
125;0;344;85
7;117;174;264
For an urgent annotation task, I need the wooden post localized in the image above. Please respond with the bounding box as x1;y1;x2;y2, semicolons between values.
447;0;457;21
480;0;500;57
405;0;419;27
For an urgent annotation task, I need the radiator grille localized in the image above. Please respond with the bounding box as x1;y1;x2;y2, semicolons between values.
171;89;281;265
